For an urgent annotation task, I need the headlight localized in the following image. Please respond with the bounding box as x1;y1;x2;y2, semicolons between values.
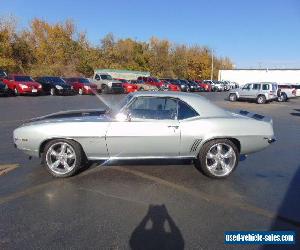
56;85;63;90
181;84;185;88
38;84;42;88
19;84;28;89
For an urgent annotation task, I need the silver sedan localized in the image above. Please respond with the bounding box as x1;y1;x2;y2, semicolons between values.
13;92;276;178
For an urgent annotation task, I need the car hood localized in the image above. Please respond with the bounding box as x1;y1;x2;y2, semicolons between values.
23;109;111;126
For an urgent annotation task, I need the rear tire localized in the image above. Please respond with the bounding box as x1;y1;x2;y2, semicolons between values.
43;139;83;178
229;93;237;102
195;139;239;179
257;95;266;104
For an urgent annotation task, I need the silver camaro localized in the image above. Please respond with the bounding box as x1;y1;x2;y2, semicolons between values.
13;92;276;178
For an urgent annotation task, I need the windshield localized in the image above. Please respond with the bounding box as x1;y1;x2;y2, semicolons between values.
79;78;90;84
101;74;113;80
15;76;33;82
45;77;66;84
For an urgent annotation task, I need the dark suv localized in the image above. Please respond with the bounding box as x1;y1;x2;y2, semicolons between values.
35;76;75;96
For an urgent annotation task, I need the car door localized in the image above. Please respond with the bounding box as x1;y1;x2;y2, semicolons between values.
248;83;261;98
239;83;252;98
105;96;181;158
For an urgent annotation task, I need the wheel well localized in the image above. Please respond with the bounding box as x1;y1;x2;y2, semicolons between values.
203;137;241;153
39;138;87;159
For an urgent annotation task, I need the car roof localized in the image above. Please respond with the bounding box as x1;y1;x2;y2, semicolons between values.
130;91;228;117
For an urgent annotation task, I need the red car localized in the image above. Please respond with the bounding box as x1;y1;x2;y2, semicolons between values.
64;77;97;95
195;80;212;92
161;80;181;91
137;76;164;89
115;78;138;93
3;74;42;95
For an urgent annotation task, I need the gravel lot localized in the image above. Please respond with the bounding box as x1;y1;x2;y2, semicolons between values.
0;92;299;249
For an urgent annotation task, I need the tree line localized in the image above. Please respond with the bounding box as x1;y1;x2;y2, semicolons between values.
0;16;233;79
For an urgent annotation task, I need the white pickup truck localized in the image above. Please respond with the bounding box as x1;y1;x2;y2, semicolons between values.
278;84;297;102
93;73;124;94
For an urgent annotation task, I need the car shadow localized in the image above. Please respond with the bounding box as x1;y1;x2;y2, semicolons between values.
262;165;300;250
129;204;184;250
290;109;300;117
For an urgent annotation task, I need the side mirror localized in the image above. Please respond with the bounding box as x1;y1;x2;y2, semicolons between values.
115;112;131;122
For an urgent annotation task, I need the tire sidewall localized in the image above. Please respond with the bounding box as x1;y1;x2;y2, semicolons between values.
43;139;83;178
229;93;237;102
196;139;239;179
257;95;266;104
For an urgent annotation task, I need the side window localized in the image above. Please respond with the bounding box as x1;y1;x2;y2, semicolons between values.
178;100;199;120
128;97;177;120
252;84;261;90
95;74;100;81
243;84;251;90
262;84;270;90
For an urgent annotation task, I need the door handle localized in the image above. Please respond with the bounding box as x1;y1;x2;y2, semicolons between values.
168;125;179;129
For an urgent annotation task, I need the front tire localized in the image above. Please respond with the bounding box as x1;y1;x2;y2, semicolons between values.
50;88;56;96
229;93;237;102
43;139;83;178
195;139;239;178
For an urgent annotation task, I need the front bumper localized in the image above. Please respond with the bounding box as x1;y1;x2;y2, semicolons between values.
56;89;76;95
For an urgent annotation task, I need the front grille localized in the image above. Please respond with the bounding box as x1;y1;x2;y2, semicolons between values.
190;139;202;152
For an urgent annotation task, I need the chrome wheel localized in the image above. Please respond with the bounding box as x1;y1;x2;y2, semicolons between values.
78;88;83;95
205;143;236;177
46;142;76;175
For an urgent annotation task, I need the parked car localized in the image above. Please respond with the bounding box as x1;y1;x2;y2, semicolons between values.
14;92;275;179
187;80;204;92
0;79;14;96
137;76;164;89
114;78;138;93
212;81;225;92
277;84;297;102
195;80;212;92
93;73;124;94
160;80;181;91
35;76;75;96
229;82;279;104
129;80;159;91
161;78;189;92
0;69;7;80
3;74;42;95
64;77;97;95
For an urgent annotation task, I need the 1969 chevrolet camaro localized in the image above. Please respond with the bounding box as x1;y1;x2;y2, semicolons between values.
13;92;276;178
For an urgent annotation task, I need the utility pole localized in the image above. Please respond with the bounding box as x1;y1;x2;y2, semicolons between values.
210;49;214;80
